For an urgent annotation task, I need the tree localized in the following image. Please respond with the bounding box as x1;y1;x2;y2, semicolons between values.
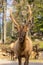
0;0;7;43
13;0;43;39
30;0;43;39
12;0;32;26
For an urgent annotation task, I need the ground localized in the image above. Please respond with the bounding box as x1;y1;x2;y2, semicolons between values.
0;40;43;65
0;60;43;65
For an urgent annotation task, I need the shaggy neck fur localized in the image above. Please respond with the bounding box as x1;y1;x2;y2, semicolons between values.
19;31;26;51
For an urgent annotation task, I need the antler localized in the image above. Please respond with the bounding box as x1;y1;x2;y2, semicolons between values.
24;4;32;32
10;9;20;31
27;4;32;22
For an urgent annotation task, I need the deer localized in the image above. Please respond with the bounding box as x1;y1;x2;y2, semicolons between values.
10;4;33;65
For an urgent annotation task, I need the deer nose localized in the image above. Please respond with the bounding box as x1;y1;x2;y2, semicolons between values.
20;37;22;39
19;37;23;40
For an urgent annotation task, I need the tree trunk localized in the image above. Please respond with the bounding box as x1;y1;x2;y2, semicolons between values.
1;0;7;43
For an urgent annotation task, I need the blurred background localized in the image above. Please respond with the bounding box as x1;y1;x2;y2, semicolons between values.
0;0;43;60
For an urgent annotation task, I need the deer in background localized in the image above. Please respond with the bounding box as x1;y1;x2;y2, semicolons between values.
10;4;33;65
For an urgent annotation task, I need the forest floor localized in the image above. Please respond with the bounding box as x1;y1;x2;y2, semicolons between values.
0;40;43;61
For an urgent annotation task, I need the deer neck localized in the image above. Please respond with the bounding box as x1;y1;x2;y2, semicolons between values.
19;35;26;44
19;36;26;51
19;32;26;48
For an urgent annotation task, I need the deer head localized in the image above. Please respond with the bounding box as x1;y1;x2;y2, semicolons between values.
18;25;26;43
10;4;32;43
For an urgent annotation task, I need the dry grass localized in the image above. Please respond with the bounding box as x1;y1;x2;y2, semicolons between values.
0;40;43;61
0;43;11;60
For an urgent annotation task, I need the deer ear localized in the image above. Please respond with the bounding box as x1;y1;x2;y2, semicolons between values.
23;26;27;32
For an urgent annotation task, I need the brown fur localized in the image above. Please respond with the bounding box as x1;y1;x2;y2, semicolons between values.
14;32;32;57
10;4;32;65
10;25;32;65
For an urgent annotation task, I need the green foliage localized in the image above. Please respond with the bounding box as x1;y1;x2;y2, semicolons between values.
14;0;43;34
28;0;34;4
7;0;43;40
32;0;43;34
13;0;32;25
16;0;20;3
6;21;12;36
0;24;1;39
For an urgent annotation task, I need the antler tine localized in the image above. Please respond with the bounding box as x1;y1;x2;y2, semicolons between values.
10;9;20;31
23;4;32;31
27;4;32;23
24;4;32;28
